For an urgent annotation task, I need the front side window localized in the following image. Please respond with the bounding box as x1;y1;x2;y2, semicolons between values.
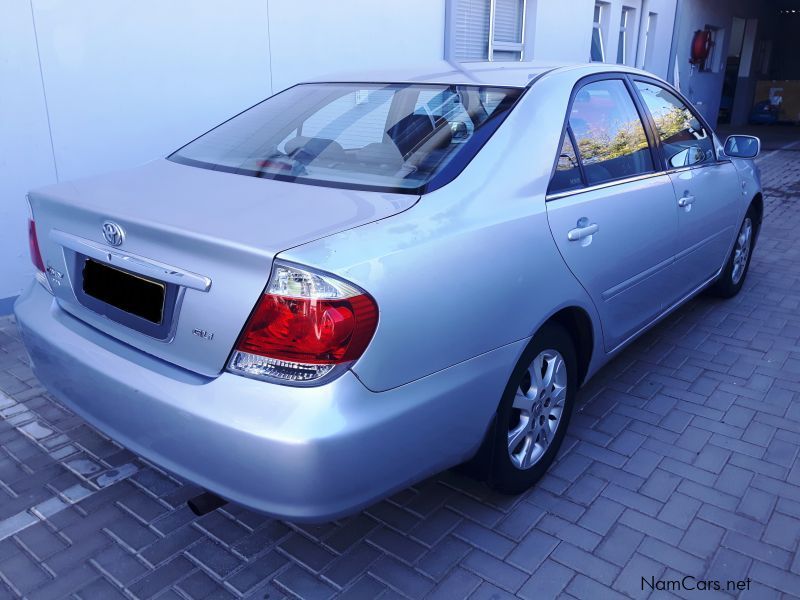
568;79;653;184
170;83;521;193
634;81;715;168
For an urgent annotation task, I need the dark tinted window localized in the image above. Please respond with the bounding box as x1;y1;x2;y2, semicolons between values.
634;81;715;168
549;131;583;193
569;80;653;184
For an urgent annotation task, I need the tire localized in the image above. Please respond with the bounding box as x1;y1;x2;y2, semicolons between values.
481;322;578;494
710;206;757;298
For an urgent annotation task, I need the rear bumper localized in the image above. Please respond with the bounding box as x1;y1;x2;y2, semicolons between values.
14;283;523;521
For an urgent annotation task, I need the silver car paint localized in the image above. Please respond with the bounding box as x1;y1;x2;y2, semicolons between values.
16;282;527;520
27;159;417;376
284;70;602;391
669;161;742;298
546;173;681;351
15;62;761;520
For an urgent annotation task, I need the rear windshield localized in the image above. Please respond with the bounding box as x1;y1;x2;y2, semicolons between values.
169;83;522;193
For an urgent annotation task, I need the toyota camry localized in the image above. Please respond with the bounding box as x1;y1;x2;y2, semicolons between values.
15;62;762;521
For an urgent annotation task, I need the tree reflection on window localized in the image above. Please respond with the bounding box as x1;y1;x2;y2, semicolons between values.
550;133;583;193
634;82;714;167
568;80;653;184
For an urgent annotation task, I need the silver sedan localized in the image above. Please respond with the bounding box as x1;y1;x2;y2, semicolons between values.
15;62;762;521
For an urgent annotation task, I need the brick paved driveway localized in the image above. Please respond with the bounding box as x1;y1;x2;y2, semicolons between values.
1;143;800;600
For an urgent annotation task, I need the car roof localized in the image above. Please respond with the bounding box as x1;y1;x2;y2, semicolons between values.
303;60;664;88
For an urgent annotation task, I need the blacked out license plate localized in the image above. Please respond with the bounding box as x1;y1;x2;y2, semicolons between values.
82;258;166;324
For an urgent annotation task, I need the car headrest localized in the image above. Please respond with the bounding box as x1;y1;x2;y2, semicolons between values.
387;114;437;157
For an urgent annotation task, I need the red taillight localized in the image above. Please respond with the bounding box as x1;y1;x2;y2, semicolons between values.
28;218;45;273
236;294;378;364
228;263;378;384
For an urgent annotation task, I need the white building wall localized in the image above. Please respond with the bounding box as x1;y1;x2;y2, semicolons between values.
267;1;447;92
528;0;676;78
637;0;679;79
0;0;448;308
30;0;273;183
528;0;596;62
0;1;58;312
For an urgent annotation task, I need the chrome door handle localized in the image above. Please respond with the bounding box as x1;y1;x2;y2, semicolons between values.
567;223;599;241
678;195;695;207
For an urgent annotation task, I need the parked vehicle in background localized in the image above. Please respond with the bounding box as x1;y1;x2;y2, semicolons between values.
15;62;762;521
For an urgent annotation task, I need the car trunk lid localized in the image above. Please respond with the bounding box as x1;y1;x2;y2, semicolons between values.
30;159;417;377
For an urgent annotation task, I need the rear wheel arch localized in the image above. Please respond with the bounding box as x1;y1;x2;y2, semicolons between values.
463;306;595;479
750;193;764;239
543;306;594;387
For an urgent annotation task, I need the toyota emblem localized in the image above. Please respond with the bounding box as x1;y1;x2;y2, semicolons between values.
102;221;125;246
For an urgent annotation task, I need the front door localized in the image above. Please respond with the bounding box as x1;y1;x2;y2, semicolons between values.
633;81;741;297
546;78;679;352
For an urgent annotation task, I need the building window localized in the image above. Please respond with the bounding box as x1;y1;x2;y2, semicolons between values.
638;12;657;70
591;2;608;62
449;0;526;62
617;6;635;64
452;0;491;61
489;0;526;61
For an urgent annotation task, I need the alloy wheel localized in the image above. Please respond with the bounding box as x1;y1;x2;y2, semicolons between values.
507;349;567;470
732;217;753;285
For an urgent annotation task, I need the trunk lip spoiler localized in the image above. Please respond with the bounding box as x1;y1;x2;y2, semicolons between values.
49;229;212;292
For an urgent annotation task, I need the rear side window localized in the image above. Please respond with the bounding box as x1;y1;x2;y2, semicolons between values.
568;80;653;185
549;132;583;193
634;82;714;168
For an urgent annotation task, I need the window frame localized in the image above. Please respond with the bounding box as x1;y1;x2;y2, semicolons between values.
444;0;528;62
637;12;657;70
547;73;727;199
617;6;634;65
488;0;528;61
591;2;609;62
546;73;661;197
628;75;726;173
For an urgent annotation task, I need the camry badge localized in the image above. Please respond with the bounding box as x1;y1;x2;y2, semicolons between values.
102;221;125;246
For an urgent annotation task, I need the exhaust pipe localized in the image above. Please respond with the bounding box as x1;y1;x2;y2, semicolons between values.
187;491;227;516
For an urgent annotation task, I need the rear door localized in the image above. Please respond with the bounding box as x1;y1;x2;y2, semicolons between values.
546;76;680;352
632;80;741;297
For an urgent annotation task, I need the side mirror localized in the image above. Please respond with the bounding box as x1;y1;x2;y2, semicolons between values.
668;146;706;168
724;135;761;159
